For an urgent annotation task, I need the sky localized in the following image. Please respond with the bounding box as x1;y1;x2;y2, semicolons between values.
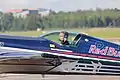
0;0;120;11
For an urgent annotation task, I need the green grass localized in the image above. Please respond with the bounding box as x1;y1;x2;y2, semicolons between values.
0;31;43;37
83;28;120;38
0;28;120;38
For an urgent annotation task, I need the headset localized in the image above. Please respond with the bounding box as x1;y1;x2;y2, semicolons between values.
59;31;69;42
64;31;69;41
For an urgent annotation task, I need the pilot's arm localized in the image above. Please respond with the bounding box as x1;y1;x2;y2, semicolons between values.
61;40;69;45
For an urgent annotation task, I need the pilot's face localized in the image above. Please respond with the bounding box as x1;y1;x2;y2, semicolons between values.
59;32;64;41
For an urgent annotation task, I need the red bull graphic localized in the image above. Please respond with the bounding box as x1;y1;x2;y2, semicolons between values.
89;45;120;57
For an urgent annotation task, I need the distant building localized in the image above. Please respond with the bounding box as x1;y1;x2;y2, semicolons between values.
29;10;38;15
7;9;28;18
6;8;51;18
38;8;50;17
15;10;29;18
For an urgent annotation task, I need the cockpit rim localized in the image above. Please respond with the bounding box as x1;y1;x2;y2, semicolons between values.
40;31;86;46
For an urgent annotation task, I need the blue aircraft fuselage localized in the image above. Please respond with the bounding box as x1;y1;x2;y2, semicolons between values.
0;33;119;61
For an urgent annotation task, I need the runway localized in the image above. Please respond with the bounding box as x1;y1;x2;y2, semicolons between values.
0;74;120;80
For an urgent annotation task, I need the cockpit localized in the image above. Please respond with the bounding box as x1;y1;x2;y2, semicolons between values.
40;31;82;47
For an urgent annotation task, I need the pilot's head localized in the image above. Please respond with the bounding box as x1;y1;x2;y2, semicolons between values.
59;31;69;42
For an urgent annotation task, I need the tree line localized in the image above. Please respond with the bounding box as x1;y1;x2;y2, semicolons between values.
0;8;120;32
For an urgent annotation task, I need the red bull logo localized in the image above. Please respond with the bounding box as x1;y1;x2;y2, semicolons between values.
89;45;120;57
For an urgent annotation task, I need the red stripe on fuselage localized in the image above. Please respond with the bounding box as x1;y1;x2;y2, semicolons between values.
44;50;120;61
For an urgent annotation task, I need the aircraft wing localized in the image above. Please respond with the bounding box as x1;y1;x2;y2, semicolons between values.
0;51;43;60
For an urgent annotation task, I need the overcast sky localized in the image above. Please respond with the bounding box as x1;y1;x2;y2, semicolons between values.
0;0;120;11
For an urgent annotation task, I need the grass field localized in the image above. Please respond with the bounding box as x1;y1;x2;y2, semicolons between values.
1;28;120;38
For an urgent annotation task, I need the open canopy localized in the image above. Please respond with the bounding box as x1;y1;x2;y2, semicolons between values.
40;31;82;46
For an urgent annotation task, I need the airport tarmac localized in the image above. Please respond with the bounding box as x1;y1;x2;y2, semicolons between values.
0;74;119;80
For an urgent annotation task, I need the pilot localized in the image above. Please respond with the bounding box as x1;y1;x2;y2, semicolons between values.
59;31;69;45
